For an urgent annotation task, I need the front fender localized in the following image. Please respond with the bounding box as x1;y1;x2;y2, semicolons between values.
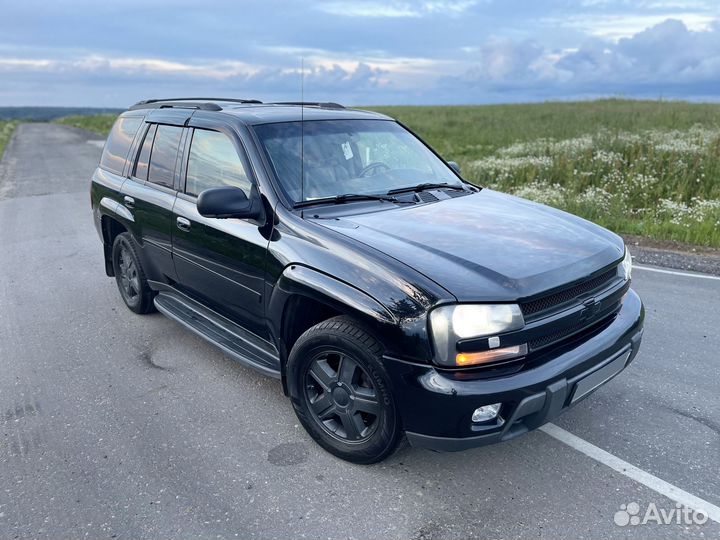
269;264;396;326
267;265;398;364
267;264;436;394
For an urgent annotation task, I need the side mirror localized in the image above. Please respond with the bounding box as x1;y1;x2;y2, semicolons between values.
448;161;461;175
197;187;262;220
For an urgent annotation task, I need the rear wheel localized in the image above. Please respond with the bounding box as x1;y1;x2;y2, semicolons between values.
287;317;401;464
111;232;155;314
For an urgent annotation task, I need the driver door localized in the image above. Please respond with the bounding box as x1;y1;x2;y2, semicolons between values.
171;123;269;339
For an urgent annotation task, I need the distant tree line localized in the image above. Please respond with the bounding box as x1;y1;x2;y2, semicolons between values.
0;107;124;121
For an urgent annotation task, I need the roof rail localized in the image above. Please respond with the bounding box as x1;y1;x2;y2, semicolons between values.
129;101;222;111
128;97;263;111
272;101;345;110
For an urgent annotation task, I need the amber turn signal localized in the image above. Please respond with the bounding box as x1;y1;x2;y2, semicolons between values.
455;344;528;366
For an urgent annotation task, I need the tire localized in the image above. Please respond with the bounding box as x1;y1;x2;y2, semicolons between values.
287;316;402;464
111;232;156;314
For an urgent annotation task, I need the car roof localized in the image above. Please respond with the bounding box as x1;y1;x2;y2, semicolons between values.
126;98;393;125
221;103;392;124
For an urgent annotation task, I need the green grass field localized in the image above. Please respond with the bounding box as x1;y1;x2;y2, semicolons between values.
376;100;720;247
53;114;118;137
0;120;18;159
53;99;720;247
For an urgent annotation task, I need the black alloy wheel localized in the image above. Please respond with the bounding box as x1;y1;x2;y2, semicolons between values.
117;243;140;305
111;232;156;314
304;350;381;442
287;316;402;464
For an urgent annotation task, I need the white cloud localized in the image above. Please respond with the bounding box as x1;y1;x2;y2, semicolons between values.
0;52;390;105
422;1;479;13
0;58;52;68
554;12;717;40
421;17;720;104
1;0;719;106
256;44;466;89
0;55;261;79
314;0;478;18
315;2;420;18
558;18;720;85
578;0;711;8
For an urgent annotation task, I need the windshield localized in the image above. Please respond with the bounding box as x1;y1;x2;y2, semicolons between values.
253;119;462;204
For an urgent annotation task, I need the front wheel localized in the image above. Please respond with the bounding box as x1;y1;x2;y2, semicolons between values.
287;317;402;464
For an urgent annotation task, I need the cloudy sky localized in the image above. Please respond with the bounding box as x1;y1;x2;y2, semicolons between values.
1;0;719;107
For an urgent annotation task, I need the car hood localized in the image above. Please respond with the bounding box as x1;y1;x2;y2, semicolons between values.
313;189;624;301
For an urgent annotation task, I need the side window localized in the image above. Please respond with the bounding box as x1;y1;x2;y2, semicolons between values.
185;129;252;197
148;125;183;189
99;116;143;175
133;124;156;181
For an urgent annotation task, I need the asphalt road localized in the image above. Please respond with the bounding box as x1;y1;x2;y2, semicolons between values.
1;123;718;540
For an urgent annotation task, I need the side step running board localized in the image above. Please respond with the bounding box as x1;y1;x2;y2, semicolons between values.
154;291;281;379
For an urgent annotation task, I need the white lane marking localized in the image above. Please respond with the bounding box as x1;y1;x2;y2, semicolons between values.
540;423;720;524
634;264;720;281
86;140;105;148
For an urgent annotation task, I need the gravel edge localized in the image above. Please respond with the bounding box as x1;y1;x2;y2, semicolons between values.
624;239;720;276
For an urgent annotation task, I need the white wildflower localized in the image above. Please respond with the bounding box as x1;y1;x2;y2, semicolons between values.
512;182;567;207
575;187;613;213
592;150;622;165
469;155;553;174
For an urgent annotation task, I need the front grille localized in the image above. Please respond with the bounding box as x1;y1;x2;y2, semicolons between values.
521;267;617;318
529;312;616;352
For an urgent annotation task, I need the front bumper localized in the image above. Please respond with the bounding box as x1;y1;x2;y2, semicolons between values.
384;288;644;452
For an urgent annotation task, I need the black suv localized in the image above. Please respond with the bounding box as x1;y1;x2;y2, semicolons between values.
91;98;644;463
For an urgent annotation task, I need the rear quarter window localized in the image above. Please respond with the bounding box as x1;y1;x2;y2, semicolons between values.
100;116;143;175
147;125;183;189
133;124;156;181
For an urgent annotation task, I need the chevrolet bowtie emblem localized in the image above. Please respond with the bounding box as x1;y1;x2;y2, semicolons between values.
580;297;601;320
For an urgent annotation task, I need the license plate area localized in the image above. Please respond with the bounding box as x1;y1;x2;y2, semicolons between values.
571;348;631;404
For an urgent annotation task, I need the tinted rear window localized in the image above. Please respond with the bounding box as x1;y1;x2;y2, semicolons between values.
100;116;143;175
148;125;183;189
133;124;156;181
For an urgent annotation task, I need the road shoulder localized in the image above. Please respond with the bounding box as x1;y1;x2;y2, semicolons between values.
624;235;720;276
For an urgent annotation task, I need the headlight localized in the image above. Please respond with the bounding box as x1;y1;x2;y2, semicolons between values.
430;304;525;367
620;248;632;281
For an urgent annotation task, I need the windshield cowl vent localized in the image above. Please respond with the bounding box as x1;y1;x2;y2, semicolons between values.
417;191;439;203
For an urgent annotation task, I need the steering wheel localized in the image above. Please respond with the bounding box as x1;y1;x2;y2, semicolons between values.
359;162;390;177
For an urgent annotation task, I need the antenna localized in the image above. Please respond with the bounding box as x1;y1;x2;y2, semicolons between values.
300;57;305;210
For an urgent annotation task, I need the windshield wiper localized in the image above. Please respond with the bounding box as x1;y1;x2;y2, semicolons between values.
387;182;466;195
294;193;398;208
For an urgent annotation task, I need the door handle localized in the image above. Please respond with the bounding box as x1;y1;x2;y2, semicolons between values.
123;196;135;209
176;216;191;232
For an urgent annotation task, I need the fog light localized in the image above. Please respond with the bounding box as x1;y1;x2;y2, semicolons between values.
472;403;502;423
